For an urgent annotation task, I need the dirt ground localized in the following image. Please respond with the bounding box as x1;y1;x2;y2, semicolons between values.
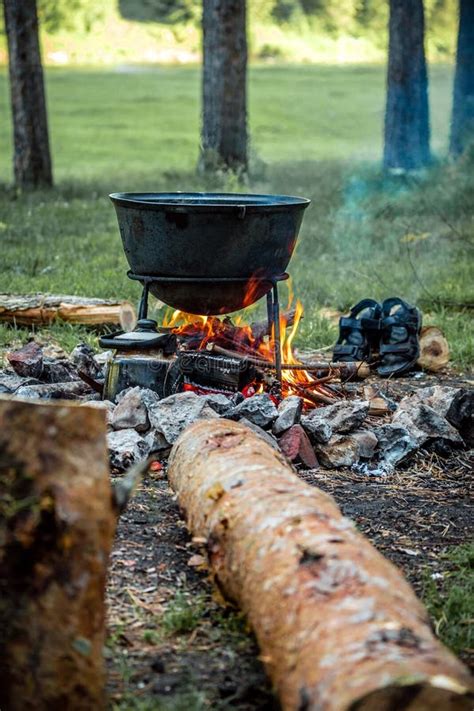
106;371;473;710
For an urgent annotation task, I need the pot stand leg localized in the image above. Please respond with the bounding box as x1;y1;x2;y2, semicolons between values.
138;281;150;320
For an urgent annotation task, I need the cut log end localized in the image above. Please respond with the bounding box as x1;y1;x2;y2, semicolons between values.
418;326;450;372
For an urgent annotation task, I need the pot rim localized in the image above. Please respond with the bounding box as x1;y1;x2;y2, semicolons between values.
109;191;311;213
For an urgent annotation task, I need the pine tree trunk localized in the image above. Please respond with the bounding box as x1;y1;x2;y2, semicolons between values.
0;399;116;710
200;0;248;173
384;0;431;171
168;420;473;711
3;0;53;188
450;0;474;156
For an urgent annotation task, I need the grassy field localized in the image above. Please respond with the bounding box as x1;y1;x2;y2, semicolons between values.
0;64;473;366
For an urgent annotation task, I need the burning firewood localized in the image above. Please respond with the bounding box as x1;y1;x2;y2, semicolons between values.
0;293;136;329
0;399;123;710
168;419;473;711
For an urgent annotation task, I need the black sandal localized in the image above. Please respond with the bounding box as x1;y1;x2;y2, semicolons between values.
333;298;382;363
377;297;422;377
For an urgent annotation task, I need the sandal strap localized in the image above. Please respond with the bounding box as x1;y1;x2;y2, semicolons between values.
361;316;381;331
380;342;418;356
339;316;364;330
333;343;363;358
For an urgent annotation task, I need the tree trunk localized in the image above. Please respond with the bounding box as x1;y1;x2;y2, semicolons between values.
200;0;248;173
384;0;431;171
3;0;53;188
168;419;473;711
450;0;474;156
0;399;116;710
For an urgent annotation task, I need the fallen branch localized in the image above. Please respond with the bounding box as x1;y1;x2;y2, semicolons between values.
0;399;116;710
0;293;136;329
168;420;473;711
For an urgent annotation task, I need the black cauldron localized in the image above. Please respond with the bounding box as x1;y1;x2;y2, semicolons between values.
110;192;310;314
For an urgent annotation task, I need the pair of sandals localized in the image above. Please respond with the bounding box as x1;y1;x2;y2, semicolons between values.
334;297;422;377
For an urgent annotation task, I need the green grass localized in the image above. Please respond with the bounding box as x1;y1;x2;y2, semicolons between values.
0;65;472;367
161;591;206;636
421;543;474;660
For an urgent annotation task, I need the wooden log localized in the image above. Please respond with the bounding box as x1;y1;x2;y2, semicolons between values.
168;420;473;711
0;293;136;329
418;326;450;372
0;399;116;710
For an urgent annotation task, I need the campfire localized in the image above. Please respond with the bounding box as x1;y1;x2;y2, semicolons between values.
161;297;343;406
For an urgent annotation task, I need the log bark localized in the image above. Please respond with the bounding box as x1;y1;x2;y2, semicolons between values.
3;0;53;188
0;293;136;329
384;0;431;171
450;0;474;157
168;420;473;711
199;0;248;172
0;399;116;710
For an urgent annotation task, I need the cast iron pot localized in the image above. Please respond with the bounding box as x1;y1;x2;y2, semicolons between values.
110;192;310;314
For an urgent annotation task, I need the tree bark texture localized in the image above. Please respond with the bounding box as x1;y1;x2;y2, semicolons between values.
450;0;474;156
168;420;473;711
0;399;116;710
3;0;53;187
0;293;136;329
384;0;431;171
200;0;248;172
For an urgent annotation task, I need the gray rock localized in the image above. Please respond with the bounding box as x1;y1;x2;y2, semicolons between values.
392;403;463;447
71;343;104;379
232;393;278;429
144;428;171;454
204;392;234;416
239;417;280;450
14;381;92;400
273;395;303;435
447;389;474;447
314;434;360;469
111;386;160;432
375;424;418;466
148;391;218;445
301;414;332;444
42;358;78;383
81;399;115;426
398;386;459;419
351;429;378;459
107;428;150;470
301;399;369;444
0;371;41;394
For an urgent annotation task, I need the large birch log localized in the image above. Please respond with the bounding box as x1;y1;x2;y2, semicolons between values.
0;399;116;710
168;420;473;711
0;293;136;329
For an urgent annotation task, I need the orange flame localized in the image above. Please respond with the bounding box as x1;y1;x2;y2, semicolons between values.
164;303;326;406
